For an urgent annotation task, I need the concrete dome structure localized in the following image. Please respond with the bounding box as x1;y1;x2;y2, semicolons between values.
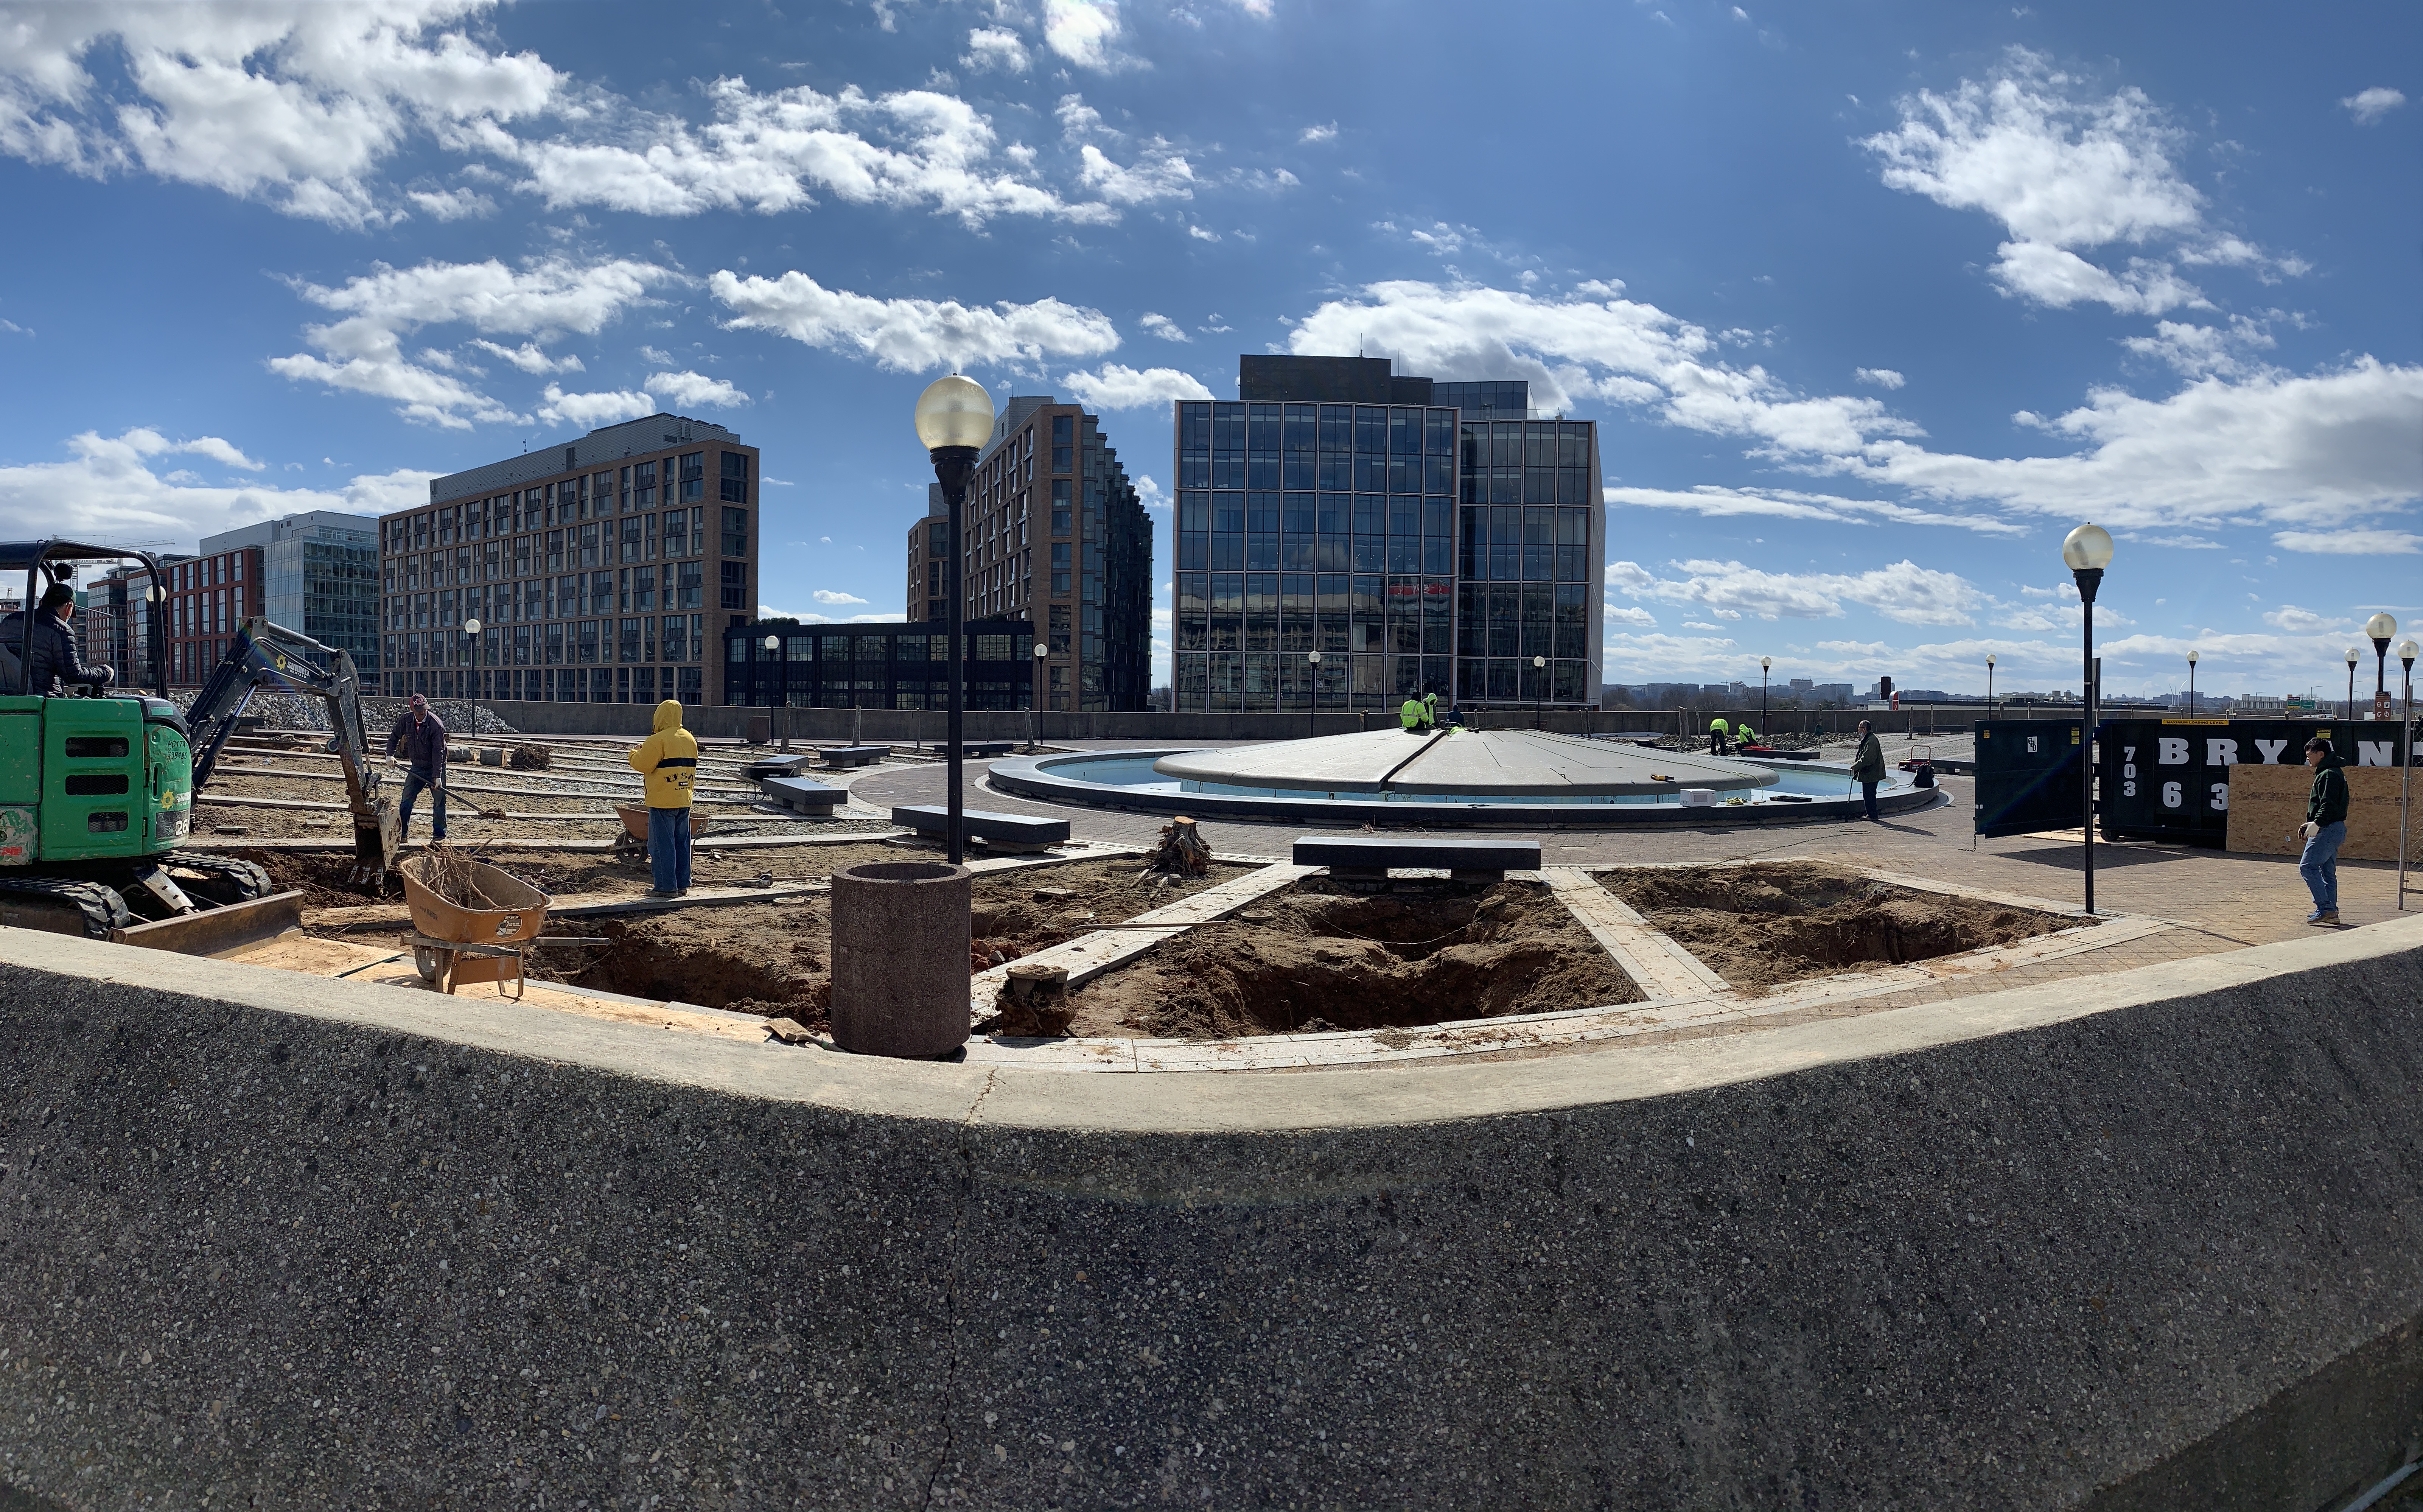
1150;728;1775;799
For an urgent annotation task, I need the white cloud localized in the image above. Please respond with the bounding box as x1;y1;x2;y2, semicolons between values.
504;78;1109;228
1291;279;1920;453
711;268;1118;372
407;185;496;220
1854;367;1905;389
2343;87;2406;125
470;339;584;374
1058;364;1213;411
1133;474;1168;510
1042;0;1130;70
1860;48;2288;313
646;370;751;409
2118;315;2275;378
2262;605;2346;633
0;427;430;547
812;588;870;605
1608;558;1988;627
1604;605;1658;628
1300;121;1337;144
0;1;560;228
536;384;652;428
1076;140;1195;203
1845;359;2423;529
961;26;1030;73
638;345;673;364
1186;223;1219;242
1138;312;1190;342
2272;528;2422;556
1605;484;2027;535
267;255;670;427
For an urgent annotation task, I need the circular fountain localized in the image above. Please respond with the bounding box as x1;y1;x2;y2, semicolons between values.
989;727;1937;828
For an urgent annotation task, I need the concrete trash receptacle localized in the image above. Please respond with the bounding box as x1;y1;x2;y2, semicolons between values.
830;861;972;1057
747;714;773;744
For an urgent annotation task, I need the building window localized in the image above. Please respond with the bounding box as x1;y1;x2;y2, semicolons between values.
677;561;703;609
719;561;746;610
678;452;705;503
719;451;748;503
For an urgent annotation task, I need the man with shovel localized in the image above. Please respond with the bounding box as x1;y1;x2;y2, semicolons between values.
386;694;451;844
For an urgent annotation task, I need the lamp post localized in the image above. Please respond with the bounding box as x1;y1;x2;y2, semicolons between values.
1305;649;1322;740
1987;652;1997;717
1531;653;1546;729
914;373;995;866
462;618;481;706
763;635;782;748
2365;613;2397;719
2062;523;2114;916
1760;655;1771;730
1031;641;1049;749
2398;638;2417;912
2345;647;2361;724
2186;648;2199;717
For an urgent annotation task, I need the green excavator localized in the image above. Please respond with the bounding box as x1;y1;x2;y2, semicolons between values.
0;540;396;954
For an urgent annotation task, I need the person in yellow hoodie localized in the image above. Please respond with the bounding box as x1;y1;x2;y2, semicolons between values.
629;699;699;897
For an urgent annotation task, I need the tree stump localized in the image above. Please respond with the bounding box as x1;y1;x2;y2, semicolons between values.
995;961;1074;1037
1143;815;1213;879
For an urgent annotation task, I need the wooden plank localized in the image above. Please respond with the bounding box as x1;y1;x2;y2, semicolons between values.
1540;868;1732;1000
2226;760;2419;861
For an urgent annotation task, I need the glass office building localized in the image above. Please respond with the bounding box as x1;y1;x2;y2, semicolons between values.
723;617;1036;710
1170;357;1601;711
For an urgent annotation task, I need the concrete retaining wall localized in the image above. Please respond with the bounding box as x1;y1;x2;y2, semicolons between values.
2;918;2419;1509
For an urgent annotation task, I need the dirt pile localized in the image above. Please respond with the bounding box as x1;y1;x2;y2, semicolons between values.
972;860;1249;967
1063;877;1640;1039
1596;861;2079;989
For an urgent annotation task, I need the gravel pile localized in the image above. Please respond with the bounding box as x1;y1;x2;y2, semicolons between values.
170;688;518;737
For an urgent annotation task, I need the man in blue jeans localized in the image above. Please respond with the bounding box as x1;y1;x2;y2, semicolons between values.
628;699;697;897
2297;735;2349;925
385;694;448;843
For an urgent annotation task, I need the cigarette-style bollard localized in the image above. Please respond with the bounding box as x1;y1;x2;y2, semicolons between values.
829;861;972;1057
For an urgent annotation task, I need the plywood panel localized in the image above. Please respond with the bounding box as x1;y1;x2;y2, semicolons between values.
2225;761;2422;861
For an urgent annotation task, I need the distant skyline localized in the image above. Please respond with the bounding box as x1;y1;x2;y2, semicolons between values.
0;0;2414;700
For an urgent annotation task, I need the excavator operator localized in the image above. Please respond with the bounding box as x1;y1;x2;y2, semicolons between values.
0;582;114;696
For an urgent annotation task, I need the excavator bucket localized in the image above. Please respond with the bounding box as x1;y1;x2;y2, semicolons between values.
350;795;400;886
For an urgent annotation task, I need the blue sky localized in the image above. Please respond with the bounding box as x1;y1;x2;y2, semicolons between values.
0;0;2414;700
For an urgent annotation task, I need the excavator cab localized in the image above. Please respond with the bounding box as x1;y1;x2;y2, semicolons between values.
0;540;289;949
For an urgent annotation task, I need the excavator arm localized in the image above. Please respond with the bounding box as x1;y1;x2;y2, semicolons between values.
188;618;399;882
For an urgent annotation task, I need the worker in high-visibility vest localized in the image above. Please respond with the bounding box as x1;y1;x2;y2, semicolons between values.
1708;715;1731;756
1400;694;1435;733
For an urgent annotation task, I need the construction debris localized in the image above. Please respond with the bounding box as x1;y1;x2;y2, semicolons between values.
509;742;553;771
1141;815;1213;879
995;961;1074;1037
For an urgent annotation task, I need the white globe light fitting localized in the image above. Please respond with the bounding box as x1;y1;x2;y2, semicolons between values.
1034;642;1049;658
1532;655;1546;668
2187;649;2199;664
913;373;995;452
1306;650;1322;664
2347;647;2361;666
2401;639;2420;662
764;635;780;650
2365;611;2397;641
2060;523;2115;571
463;617;481;635
1760;656;1771;670
1986;652;1996;667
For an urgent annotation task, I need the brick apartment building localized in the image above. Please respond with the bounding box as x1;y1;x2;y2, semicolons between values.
164;541;263;688
902;395;1151;711
381;414;759;705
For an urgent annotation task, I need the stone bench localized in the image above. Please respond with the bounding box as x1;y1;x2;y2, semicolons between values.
819;745;890;768
761;776;845;816
891;804;1070;854
958;740;1017;759
1292;835;1541;881
745;753;820;780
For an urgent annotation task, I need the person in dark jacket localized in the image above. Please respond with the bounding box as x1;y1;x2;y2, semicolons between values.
1849;720;1887;821
385;694;449;843
2297;736;2349;925
0;583;112;696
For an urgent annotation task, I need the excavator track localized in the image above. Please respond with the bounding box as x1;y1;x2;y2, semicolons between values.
165;853;273;903
0;875;132;940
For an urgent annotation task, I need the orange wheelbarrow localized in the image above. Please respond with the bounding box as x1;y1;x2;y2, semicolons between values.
397;851;550;998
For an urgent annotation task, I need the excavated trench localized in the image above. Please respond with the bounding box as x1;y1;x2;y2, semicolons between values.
546;859;1252;1028
1062;877;1642;1039
1594;860;2081;989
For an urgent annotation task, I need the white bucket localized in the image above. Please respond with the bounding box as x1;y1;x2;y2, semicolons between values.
1680;788;1716;807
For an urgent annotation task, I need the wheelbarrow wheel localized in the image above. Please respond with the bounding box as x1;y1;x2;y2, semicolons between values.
413;944;445;982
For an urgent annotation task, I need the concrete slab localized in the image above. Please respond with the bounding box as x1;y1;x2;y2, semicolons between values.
1152;726;1776;796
